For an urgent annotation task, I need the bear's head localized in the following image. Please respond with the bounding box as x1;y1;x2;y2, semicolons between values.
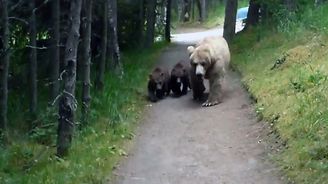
171;62;187;83
149;67;166;90
188;45;212;78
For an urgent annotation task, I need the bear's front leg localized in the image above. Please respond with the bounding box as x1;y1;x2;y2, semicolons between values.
181;77;189;95
202;77;222;107
148;90;158;102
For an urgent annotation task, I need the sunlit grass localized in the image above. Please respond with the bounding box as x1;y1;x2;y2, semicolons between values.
232;4;328;183
0;42;168;184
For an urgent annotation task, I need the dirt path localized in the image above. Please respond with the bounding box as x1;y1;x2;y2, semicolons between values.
113;33;283;184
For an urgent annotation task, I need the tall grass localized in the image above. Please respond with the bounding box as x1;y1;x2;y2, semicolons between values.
0;42;168;184
231;3;328;183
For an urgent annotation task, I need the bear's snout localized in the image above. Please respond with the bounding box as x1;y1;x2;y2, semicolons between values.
195;64;205;76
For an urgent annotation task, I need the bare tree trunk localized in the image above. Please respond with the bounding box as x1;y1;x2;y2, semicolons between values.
181;0;191;22
196;0;206;22
108;0;123;76
0;0;9;136
96;0;107;90
223;0;238;43
245;0;260;30
81;0;92;124
165;0;172;42
196;0;201;21
284;0;296;11
136;0;145;45
200;0;206;22
57;0;82;157
29;0;38;117
145;0;156;48
191;0;194;20
50;0;60;103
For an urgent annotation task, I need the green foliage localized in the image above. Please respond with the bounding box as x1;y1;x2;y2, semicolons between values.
0;42;168;184
232;3;328;183
259;0;328;34
204;3;226;28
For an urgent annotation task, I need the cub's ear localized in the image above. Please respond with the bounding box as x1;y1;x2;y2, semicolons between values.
187;46;195;55
149;74;153;79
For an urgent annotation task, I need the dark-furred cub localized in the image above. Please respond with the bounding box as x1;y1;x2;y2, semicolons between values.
170;61;190;97
148;67;170;102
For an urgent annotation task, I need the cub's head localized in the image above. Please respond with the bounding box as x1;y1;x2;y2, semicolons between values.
187;45;211;78
171;62;187;83
149;67;166;90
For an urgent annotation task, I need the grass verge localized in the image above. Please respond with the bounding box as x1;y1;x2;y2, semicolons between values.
0;42;168;184
231;4;328;184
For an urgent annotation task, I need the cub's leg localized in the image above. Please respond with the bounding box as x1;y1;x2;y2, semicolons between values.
148;83;158;102
181;77;189;95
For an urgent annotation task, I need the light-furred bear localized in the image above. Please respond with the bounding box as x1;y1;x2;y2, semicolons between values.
148;67;170;102
169;61;190;97
187;36;230;107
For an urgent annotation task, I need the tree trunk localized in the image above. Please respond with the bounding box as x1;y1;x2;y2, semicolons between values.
108;0;123;76
136;0;145;45
57;0;82;157
145;0;156;48
191;0;195;20
200;0;206;22
29;0;38;117
245;0;260;30
50;0;60;103
284;0;296;11
165;0;172;42
196;0;201;21
96;0;108;90
223;0;238;43
0;0;9;136
181;0;191;22
196;0;206;21
81;0;92;124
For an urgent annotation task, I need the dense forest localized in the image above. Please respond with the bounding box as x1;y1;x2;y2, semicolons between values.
1;0;328;183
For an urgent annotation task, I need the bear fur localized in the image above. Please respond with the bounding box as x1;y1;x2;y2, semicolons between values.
148;66;170;102
187;36;230;107
189;66;205;101
169;61;190;97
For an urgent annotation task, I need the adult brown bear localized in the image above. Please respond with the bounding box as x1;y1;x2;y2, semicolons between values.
187;36;230;107
148;67;170;102
169;61;190;97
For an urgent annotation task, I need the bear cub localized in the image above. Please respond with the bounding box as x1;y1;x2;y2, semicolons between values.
148;66;170;102
169;61;190;97
189;66;205;101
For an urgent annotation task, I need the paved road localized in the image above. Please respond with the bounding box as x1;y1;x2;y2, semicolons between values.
112;27;283;184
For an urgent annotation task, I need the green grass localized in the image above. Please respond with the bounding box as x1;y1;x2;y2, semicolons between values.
0;42;168;184
231;4;328;184
172;0;249;31
204;0;249;28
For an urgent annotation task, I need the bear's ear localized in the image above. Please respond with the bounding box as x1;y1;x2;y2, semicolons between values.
149;74;153;79
187;46;195;55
